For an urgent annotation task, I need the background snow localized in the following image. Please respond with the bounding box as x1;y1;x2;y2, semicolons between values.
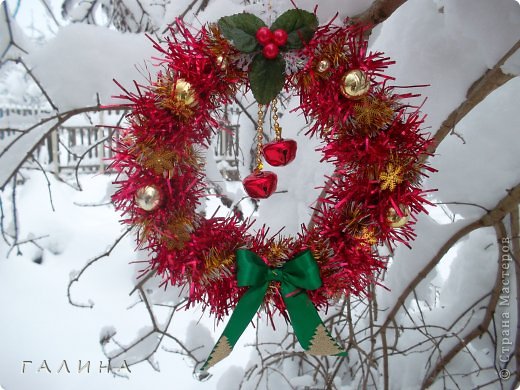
26;23;158;110
1;0;519;389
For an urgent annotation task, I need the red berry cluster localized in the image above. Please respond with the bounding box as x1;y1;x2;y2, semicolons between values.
256;26;288;59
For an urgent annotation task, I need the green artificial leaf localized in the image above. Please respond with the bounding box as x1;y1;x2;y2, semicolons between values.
249;55;286;104
271;9;318;50
218;13;266;53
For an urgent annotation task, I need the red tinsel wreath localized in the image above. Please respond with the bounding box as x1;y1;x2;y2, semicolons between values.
111;13;435;323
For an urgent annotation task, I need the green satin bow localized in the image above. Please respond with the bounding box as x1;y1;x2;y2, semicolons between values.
202;249;346;370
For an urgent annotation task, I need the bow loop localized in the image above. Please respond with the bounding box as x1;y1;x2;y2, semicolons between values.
282;250;322;291
236;249;269;287
235;248;322;293
203;248;346;370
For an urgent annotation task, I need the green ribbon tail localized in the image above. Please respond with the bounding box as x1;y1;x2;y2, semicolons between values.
283;287;347;356
201;283;267;370
201;249;346;371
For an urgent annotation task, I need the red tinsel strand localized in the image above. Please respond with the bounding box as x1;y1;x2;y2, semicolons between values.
109;16;435;323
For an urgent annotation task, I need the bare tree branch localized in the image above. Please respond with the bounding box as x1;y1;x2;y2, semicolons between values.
352;0;407;28
377;182;520;338
421;221;507;388
0;104;127;190
67;227;132;308
428;39;520;156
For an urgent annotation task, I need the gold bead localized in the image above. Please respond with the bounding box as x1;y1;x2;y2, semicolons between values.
386;205;410;228
340;69;370;99
216;55;227;70
135;185;162;211
175;79;197;107
316;59;330;73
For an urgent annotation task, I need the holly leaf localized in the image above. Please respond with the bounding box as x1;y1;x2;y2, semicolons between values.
271;9;318;50
249;55;286;104
218;13;266;53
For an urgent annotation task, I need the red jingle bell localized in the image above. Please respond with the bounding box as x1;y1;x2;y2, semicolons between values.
262;139;297;167
243;171;278;199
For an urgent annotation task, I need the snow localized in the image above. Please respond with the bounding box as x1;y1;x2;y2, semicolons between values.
502;47;520;76
216;366;244;390
0;118;58;189
428;77;520;208
438;0;520;69
371;0;520;316
1;0;520;389
0;171;250;389
0;1;33;60
289;374;315;387
371;0;520;133
184;321;215;363
0;2;11;58
26;24;157;111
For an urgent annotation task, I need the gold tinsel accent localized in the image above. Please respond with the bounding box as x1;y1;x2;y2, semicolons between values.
306;324;344;356
356;226;378;247
207;24;235;57
132;144;200;176
163;215;193;250
137;214;193;250
353;96;394;131
136;220;154;247
266;239;291;268
205;336;232;369
299;36;351;91
309;236;333;266
141;147;178;175
343;203;371;237
205;24;245;96
379;162;405;191
202;248;235;283
319;38;349;68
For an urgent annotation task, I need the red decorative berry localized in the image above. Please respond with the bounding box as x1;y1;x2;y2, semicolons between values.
243;171;278;199
262;139;297;167
262;43;279;59
256;26;273;46
272;29;288;46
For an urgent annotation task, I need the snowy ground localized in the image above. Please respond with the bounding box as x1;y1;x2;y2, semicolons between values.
1;0;520;388
0;171;254;390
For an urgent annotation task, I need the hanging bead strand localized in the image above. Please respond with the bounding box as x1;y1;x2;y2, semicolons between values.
271;97;282;141
256;103;265;171
242;102;278;199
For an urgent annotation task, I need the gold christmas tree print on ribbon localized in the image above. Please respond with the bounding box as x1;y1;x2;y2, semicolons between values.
202;249;346;370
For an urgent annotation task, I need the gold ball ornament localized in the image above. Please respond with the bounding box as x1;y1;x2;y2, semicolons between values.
316;59;331;73
386;205;410;228
135;185;162;211
216;55;227;70
340;69;370;99
175;79;197;108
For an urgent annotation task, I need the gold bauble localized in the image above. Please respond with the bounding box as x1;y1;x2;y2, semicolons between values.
216;55;227;70
316;59;330;73
386;205;410;228
340;69;370;99
175;79;197;107
135;185;162;211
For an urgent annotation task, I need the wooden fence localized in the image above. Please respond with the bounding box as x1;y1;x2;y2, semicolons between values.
0;106;240;177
